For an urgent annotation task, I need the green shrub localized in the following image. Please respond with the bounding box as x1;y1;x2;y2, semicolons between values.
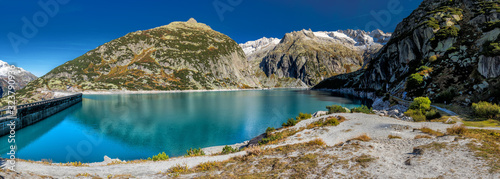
282;112;313;127
472;101;500;119
148;152;169;161
417;66;431;72
426;17;440;30
186;148;205;157
351;105;374;114
327;105;347;114
282;118;298;127
409;97;431;112
307;116;340;128
404;109;427;122
406;97;441;121
221;145;239;154
436;26;459;39
429;55;438;62
407;73;424;89
447;46;458;52
483;20;500;32
259;132;283;145
483;41;500;56
425;109;442;120
297;112;312;121
259;130;297;145
265;127;275;135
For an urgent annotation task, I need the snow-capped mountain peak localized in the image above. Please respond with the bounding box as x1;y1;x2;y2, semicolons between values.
0;60;34;77
0;60;38;97
239;37;281;55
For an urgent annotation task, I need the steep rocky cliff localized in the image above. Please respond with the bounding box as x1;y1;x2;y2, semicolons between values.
314;0;500;104
15;18;261;104
243;29;391;86
239;37;305;88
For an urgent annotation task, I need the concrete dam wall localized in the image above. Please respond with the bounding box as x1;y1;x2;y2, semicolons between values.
0;93;82;136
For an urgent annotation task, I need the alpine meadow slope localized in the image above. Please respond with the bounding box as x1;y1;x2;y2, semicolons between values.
13;18;263;104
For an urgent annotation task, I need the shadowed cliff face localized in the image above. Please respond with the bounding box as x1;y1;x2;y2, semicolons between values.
258;29;389;86
315;0;500;104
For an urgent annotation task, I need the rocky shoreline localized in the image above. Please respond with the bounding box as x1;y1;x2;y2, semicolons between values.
314;88;411;121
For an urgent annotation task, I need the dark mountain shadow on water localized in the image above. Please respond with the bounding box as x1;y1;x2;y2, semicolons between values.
0;103;82;157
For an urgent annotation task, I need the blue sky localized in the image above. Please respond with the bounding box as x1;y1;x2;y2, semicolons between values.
0;0;422;77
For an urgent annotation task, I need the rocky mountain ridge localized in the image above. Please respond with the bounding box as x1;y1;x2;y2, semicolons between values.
249;29;391;86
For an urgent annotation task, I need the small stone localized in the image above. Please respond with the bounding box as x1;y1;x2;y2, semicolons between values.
412;148;424;155
405;158;412;165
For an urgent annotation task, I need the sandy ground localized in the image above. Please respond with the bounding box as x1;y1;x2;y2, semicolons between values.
1;113;499;178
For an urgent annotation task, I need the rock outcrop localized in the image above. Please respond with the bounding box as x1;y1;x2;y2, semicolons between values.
314;0;500;104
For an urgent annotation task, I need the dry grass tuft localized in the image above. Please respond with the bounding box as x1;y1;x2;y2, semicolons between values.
108;174;133;178
462;129;500;172
446;125;468;135
349;134;371;142
420;127;444;136
196;161;224;172
353;154;376;168
61;161;88;167
388;135;402;139
307;116;343;129
167;164;190;174
414;135;432;139
306;138;326;146
245;145;263;156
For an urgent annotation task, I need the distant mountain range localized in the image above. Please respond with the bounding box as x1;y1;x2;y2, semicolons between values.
7;17;392;105
0;60;37;98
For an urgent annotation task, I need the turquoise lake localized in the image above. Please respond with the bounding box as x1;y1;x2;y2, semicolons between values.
0;89;369;163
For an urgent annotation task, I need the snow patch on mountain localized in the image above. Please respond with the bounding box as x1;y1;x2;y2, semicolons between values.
313;29;391;47
0;60;34;77
239;37;281;55
0;60;38;97
241;29;392;56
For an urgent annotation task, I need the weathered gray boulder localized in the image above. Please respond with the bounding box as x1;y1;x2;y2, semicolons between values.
478;55;500;78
